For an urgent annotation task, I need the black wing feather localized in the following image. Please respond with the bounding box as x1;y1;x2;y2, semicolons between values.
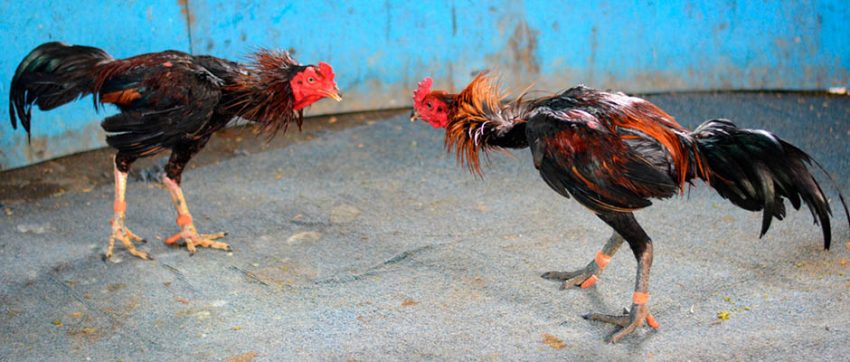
101;62;223;156
527;107;678;214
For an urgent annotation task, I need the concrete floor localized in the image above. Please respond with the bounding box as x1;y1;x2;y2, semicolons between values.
1;92;849;361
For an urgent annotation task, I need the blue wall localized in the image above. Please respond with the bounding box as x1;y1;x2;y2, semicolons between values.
1;0;848;170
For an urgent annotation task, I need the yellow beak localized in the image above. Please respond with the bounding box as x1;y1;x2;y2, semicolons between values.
323;89;342;102
410;110;420;122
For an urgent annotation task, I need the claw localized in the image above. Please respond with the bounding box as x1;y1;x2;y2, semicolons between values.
105;217;151;261
543;265;599;290
166;226;231;255
584;304;658;343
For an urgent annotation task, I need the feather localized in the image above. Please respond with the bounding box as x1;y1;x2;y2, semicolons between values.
9;42;112;141
443;73;529;174
692;119;847;249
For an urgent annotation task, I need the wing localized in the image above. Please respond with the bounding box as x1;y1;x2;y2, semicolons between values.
98;57;224;156
527;107;679;214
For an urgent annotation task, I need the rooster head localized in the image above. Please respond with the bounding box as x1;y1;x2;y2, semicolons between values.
290;61;342;110
411;77;452;128
233;50;343;135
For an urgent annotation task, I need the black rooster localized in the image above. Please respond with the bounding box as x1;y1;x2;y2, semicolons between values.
411;74;848;342
10;42;341;260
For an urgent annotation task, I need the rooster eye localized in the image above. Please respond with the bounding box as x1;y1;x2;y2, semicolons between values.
426;102;433;109
307;77;315;83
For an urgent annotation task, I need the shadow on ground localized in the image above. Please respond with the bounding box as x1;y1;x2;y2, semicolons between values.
1;93;849;360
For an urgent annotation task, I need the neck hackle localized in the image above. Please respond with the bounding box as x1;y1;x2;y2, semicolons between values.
445;73;528;174
224;49;305;135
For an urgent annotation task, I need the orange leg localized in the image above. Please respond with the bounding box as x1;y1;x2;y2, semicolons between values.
583;212;659;343
162;176;230;255
105;163;151;260
583;269;660;343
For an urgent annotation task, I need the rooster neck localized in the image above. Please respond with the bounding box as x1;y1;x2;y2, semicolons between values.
443;75;530;175
221;68;303;135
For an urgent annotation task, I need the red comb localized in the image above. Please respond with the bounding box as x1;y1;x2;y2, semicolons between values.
413;77;433;105
318;62;334;79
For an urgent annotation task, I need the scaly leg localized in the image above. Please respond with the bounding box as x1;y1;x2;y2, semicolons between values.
161;176;230;255
541;232;624;289
582;212;659;343
105;156;151;260
160;143;229;255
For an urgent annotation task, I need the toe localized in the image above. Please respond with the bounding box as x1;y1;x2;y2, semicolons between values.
185;242;198;254
200;232;227;240
541;271;569;280
206;240;231;251
578;275;599;289
646;313;660;330
164;232;184;245
542;270;585;281
585;312;630;327
129;249;152;260
560;279;580;290
608;323;639;344
172;231;231;254
561;273;594;289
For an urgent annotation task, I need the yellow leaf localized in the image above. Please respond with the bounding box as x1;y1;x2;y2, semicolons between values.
542;333;566;349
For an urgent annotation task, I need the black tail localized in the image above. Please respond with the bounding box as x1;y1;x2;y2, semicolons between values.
9;42;112;141
690;119;848;249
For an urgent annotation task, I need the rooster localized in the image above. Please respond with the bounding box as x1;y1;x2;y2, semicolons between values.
9;42;341;260
410;74;848;343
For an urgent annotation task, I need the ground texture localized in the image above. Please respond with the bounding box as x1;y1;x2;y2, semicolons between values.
1;92;849;361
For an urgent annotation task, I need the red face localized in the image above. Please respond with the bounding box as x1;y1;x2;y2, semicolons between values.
290;62;342;110
411;77;450;128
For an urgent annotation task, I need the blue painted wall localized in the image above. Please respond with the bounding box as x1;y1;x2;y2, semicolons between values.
2;0;848;170
0;0;190;170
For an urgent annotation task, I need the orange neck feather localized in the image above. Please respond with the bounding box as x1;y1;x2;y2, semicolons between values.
444;73;526;175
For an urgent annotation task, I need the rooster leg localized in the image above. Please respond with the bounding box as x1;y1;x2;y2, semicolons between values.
105;155;151;261
541;232;624;289
160;145;230;255
582;212;659;343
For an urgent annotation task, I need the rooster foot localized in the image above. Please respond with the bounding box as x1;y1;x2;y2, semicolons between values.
583;304;659;343
541;264;600;289
105;218;151;261
165;227;230;255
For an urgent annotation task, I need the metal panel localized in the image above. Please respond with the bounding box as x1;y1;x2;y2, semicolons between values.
2;0;848;169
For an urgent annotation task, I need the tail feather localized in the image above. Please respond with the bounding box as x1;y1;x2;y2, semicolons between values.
692;119;846;249
9;42;112;141
804;152;850;229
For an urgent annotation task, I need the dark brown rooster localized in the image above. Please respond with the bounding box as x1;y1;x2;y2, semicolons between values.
9;42;341;260
411;74;848;343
